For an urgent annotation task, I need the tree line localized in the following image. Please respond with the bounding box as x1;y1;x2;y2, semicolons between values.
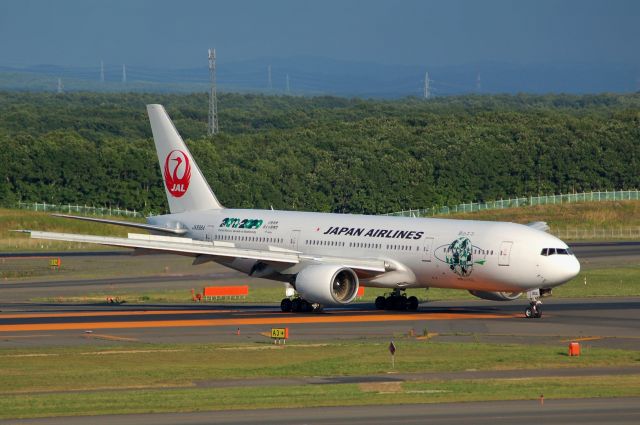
0;91;638;215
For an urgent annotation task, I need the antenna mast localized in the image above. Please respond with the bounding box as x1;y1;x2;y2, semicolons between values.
423;71;430;99
208;48;219;135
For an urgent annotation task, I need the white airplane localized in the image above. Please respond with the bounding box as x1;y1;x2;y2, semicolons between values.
21;104;580;318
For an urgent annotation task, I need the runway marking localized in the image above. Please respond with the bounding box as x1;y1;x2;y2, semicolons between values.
0;309;236;319
561;336;604;342
0;311;515;332
0;334;55;338
83;333;139;342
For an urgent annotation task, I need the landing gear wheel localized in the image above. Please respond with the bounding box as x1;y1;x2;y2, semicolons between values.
291;298;302;312
375;296;385;310
407;296;419;311
525;303;543;319
280;298;292;312
533;305;542;318
398;296;408;311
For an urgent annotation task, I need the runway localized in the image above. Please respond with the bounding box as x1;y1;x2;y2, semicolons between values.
1;297;639;349
2;398;639;425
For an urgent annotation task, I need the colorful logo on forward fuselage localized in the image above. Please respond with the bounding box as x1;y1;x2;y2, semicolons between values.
434;236;487;277
164;150;191;198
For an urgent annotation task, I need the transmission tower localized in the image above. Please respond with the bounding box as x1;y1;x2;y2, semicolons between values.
100;60;105;83
122;64;127;84
285;73;290;95
57;78;63;94
476;72;482;92
208;48;219;136
267;65;272;91
423;71;430;99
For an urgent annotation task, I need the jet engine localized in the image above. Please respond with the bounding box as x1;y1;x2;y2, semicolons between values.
468;290;522;301
295;264;359;306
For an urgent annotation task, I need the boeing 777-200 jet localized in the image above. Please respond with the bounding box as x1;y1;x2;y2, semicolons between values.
20;105;580;318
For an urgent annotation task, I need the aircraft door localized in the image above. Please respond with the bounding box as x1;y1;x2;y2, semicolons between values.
422;237;434;262
289;230;301;251
498;241;513;266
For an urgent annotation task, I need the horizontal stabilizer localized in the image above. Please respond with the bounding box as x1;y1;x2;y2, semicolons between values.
51;214;188;235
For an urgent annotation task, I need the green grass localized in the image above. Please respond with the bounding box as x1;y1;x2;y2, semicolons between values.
444;200;640;228
0;374;639;419
1;341;638;394
0;208;139;252
1;341;639;418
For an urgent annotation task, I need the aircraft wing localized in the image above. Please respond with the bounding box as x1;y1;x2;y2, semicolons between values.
20;231;388;274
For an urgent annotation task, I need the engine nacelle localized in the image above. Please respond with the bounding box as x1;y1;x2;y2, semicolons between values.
295;265;359;306
469;290;522;301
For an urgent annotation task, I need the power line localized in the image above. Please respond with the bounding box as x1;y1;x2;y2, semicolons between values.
207;48;219;136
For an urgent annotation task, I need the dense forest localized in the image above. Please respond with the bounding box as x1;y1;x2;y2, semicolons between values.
0;91;638;215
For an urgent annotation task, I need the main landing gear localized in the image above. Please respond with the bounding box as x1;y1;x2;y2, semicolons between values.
524;289;543;319
375;289;419;311
280;297;323;313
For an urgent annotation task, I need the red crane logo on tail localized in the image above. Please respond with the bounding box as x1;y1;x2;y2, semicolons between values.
164;150;191;198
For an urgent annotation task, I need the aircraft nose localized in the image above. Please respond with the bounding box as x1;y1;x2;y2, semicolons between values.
564;256;581;281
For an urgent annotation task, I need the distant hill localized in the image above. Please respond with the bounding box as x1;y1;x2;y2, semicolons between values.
1;57;638;97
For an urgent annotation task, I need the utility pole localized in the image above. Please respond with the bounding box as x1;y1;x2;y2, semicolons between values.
122;64;127;84
285;73;290;95
57;78;63;94
100;60;105;83
208;48;219;135
267;64;272;91
423;71;430;99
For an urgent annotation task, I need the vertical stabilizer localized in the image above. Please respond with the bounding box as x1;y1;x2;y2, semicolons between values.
147;104;223;213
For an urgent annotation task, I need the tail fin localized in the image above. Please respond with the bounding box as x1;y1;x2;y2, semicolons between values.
147;104;223;213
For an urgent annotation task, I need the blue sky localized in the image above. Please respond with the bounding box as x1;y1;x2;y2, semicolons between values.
0;0;638;68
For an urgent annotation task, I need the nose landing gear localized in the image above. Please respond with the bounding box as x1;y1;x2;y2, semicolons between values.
525;289;543;319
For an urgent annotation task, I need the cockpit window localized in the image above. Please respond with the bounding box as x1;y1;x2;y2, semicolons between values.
541;247;573;256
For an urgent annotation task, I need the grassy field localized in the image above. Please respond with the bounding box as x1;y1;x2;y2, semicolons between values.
2;376;639;419
0;208;139;252
0;341;639;418
1;200;639;252
444;200;640;228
